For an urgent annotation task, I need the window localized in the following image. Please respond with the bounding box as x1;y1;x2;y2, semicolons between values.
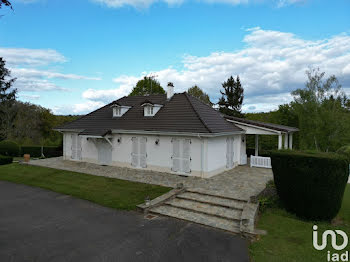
111;104;131;117
113;107;122;117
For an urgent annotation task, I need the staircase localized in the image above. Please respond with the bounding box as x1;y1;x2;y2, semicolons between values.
145;189;259;235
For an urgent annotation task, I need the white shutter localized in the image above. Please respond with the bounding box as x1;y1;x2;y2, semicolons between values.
131;137;139;167
226;137;230;168
172;138;180;172
71;134;77;160
139;137;147;168
226;137;234;168
182;139;191;173
77;136;82;160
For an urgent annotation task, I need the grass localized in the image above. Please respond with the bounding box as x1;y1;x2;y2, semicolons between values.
0;163;171;210
249;185;350;262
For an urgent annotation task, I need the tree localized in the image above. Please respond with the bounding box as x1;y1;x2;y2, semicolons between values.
0;0;12;9
0;57;17;140
291;68;349;151
187;85;213;106
129;76;165;96
218;75;244;117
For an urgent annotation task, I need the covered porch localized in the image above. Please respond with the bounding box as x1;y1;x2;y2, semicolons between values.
225;116;299;168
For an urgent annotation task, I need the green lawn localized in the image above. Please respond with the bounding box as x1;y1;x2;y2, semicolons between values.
249;185;350;262
0;163;171;210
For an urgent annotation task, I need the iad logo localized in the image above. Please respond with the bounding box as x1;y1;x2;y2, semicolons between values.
313;225;349;261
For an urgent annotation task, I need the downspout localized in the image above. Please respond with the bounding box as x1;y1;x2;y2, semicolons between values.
197;134;204;178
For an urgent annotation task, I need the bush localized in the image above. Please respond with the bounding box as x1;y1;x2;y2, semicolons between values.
20;146;62;158
0;141;20;156
0;155;13;165
271;150;349;220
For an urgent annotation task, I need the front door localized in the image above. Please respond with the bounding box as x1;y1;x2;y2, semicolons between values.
98;140;112;165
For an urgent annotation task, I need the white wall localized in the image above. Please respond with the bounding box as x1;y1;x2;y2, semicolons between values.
63;132;243;178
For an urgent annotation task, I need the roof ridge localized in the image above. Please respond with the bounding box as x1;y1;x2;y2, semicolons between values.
183;92;212;133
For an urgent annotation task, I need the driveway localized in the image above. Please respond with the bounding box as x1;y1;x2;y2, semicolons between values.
29;157;273;200
0;181;249;262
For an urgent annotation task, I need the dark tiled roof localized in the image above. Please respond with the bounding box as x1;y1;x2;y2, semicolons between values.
224;115;299;133
56;93;243;135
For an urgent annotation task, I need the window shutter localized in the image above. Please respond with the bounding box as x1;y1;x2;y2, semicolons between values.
182;139;191;173
71;134;77;160
139;137;147;168
77;136;82;160
131;137;139;167
172;138;180;172
226;137;234;168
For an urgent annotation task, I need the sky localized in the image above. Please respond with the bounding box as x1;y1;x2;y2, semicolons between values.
0;0;349;115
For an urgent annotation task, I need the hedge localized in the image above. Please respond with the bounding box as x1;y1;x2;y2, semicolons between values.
337;145;350;160
0;155;13;165
0;141;20;157
20;146;63;158
270;150;349;220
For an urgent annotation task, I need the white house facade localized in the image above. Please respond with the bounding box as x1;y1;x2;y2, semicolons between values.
56;84;298;178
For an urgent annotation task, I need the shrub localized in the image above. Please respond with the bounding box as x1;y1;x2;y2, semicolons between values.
0;155;13;165
271;150;349;220
20;146;62;158
0;141;20;156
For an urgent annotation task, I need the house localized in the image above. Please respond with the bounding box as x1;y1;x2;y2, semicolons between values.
55;83;299;178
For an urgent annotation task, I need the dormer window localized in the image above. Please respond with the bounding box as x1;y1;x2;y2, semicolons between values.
141;101;163;117
111;103;131;117
145;105;154;116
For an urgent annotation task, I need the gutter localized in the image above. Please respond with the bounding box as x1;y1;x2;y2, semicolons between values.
110;129;245;137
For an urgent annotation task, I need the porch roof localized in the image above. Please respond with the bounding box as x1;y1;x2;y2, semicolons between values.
223;115;299;134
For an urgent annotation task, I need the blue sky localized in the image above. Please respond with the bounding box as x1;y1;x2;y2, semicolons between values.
0;0;349;114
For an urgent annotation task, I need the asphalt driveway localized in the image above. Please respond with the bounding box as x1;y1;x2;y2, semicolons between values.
0;181;249;262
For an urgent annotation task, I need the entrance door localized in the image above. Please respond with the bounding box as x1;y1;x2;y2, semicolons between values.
98;140;112;165
226;137;234;168
131;137;147;168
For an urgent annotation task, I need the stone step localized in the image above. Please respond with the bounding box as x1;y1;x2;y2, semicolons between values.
165;198;242;221
177;191;245;210
149;205;241;233
186;188;248;202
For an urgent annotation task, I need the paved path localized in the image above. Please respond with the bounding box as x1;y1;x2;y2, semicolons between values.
0;181;249;262
29;157;273;201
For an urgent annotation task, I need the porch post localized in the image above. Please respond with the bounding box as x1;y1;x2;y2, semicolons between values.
255;134;259;156
284;133;288;149
278;134;282;150
289;133;293;149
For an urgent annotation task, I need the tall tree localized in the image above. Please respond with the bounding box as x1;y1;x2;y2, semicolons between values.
0;57;17;140
0;0;12;9
218;75;244;117
291;68;349;151
129;76;165;96
187;85;213;106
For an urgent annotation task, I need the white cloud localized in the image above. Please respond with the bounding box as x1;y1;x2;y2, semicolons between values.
0;48;66;66
81;28;350;114
0;47;101;93
52;100;105;115
18;94;40;100
92;0;303;8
